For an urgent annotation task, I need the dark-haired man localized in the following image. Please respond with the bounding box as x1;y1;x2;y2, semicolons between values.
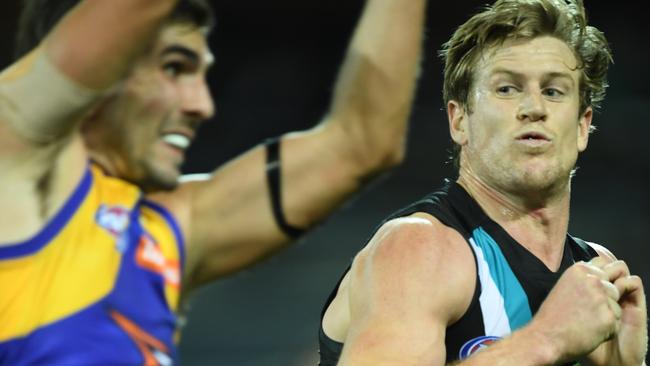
0;0;427;364
319;0;647;365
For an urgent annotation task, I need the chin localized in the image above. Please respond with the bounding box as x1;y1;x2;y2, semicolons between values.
510;166;571;195
139;164;182;193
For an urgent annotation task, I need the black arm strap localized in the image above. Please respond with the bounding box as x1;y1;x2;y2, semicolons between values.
265;137;305;238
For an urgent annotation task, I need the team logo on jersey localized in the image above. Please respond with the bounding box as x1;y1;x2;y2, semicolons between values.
459;336;501;359
135;233;180;288
96;205;131;252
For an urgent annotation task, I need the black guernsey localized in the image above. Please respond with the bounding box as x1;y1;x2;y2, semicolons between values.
318;182;598;365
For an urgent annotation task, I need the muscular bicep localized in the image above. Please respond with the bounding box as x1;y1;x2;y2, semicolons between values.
165;127;374;289
339;217;475;366
152;143;285;289
340;288;448;366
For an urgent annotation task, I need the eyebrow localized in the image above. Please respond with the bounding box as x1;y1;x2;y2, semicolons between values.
160;45;200;65
541;72;575;86
490;68;575;85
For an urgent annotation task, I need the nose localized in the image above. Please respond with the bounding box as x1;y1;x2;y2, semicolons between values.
516;90;547;122
181;77;216;121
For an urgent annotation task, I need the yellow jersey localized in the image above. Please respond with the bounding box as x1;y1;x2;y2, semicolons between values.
0;164;184;365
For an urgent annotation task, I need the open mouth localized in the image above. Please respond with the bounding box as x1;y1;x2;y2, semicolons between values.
162;133;191;150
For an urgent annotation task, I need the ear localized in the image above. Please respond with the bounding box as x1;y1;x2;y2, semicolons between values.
448;100;468;145
577;106;592;152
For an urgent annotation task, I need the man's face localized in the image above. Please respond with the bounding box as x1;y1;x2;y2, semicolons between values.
449;36;592;196
87;22;215;192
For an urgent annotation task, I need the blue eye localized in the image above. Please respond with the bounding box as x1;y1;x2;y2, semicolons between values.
496;85;517;95
543;88;564;97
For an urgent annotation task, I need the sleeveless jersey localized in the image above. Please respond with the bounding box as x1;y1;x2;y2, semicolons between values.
0;164;184;366
318;182;598;365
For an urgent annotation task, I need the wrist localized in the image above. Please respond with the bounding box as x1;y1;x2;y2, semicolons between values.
513;325;562;366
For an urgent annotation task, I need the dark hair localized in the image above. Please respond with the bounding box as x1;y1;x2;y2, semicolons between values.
439;0;612;167
14;0;215;60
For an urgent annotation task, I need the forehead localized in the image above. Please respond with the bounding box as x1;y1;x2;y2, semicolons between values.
476;36;580;81
152;22;214;66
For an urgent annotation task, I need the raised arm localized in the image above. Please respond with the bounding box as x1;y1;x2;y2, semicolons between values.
46;0;179;90
1;0;179;146
279;0;426;228
166;0;428;288
0;0;179;243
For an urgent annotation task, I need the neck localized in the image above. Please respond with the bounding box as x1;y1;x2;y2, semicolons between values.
457;165;571;271
87;149;124;178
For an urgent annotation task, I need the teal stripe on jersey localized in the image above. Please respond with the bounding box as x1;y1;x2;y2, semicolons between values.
472;227;532;330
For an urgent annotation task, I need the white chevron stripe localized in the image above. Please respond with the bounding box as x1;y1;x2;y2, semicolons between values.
468;237;512;337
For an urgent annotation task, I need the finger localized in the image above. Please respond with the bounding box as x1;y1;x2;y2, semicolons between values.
607;297;622;320
605;297;622;341
583;265;609;282
601;279;621;302
614;275;645;306
589;256;609;269
602;260;630;282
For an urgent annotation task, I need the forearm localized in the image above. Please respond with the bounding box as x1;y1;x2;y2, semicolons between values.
456;327;560;366
327;0;426;170
46;0;179;90
1;0;179;144
276;1;426;228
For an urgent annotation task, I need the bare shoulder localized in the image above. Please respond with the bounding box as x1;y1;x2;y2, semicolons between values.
358;212;473;268
359;213;463;263
350;212;476;322
336;212;478;364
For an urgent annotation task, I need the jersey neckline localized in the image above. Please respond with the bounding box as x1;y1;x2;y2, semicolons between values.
0;165;93;259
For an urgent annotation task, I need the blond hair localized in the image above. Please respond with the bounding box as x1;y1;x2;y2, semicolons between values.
440;0;612;114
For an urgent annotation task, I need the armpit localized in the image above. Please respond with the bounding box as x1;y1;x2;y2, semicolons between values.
0;46;101;144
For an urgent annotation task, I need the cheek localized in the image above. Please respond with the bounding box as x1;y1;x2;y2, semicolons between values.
468;111;503;150
561;127;581;157
118;88;174;151
467;123;498;160
558;113;582;147
126;71;177;111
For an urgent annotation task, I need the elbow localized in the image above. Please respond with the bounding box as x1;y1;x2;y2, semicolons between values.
355;136;408;178
118;0;179;27
135;0;180;20
325;111;410;179
136;0;178;8
362;116;410;173
337;111;412;177
381;142;407;169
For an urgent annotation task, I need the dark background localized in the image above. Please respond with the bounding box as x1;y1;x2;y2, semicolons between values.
1;1;648;365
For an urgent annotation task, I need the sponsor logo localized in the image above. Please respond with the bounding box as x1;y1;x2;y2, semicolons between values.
459;335;501;359
135;234;180;288
96;205;131;252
